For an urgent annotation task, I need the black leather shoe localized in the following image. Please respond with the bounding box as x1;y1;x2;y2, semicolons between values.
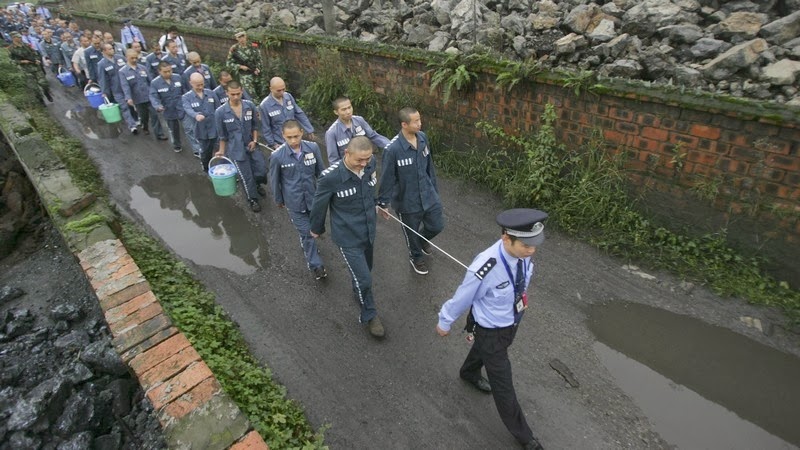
256;184;266;197
461;376;492;393
522;437;544;450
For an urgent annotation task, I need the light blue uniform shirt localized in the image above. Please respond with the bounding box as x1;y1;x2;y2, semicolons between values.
324;115;390;165
258;92;313;147
118;63;151;104
437;240;534;332
182;89;220;140
120;24;146;49
377;130;440;213
269;140;325;212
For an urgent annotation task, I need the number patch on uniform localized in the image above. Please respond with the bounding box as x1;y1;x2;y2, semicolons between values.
397;158;413;167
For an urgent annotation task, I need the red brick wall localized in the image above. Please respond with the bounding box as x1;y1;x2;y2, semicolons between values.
78;16;800;284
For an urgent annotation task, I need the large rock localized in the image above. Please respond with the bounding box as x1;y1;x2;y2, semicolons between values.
689;37;732;59
7;376;73;431
430;0;454;26
712;12;767;42
500;13;527;36
598;59;643;78
564;3;601;34
428;31;451;52
622;0;697;36
761;59;800;85
269;9;296;28
79;341;128;376
404;23;435;45
673;65;705;86
530;12;559;31
588;19;617;43
555;33;588;55
759;11;800;46
659;24;704;44
701;38;768;80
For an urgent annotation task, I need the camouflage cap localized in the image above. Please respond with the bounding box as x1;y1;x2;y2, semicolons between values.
10;31;21;38
234;29;246;38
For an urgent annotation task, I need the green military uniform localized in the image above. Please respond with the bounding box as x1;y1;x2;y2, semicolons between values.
227;39;265;98
8;41;52;103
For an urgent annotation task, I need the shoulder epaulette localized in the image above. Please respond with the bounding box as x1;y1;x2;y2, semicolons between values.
320;161;341;177
474;258;496;280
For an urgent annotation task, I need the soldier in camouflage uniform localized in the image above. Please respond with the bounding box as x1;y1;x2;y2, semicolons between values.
8;32;53;103
227;29;264;98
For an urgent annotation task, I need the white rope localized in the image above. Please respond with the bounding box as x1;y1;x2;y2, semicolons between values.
377;206;469;270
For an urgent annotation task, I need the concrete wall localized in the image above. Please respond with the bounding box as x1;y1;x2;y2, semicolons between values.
79;15;800;284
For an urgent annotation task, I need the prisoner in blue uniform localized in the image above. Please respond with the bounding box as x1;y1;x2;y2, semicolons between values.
325;97;390;165
84;37;103;82
118;49;153;135
149;61;186;151
310;136;385;338
144;46;163;80
97;44;137;133
269;120;327;280
182;75;220;172
161;40;187;74
214;74;252;106
259;77;314;149
182;52;217;90
215;81;268;212
436;208;547;450
377;107;444;276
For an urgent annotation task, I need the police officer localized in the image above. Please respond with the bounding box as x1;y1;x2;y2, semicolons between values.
325;96;390;165
119;49;153;136
97;43;138;134
214;80;268;213
259;77;314;150
120;18;145;49
182;72;220;172
309;136;384;339
8;30;52;103
436;208;548;450
149;61;186;151
377;107;444;276
269;120;328;280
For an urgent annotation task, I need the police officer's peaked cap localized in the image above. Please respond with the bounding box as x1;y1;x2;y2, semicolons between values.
122;18;132;23
497;208;548;246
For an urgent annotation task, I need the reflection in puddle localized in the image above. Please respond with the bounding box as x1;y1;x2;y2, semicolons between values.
589;302;799;449
65;104;121;139
130;173;268;275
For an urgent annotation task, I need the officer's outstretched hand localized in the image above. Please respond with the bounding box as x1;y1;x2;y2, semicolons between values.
436;325;449;337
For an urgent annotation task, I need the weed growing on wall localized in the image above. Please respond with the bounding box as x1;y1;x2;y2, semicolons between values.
298;47;392;136
436;104;800;323
121;223;325;449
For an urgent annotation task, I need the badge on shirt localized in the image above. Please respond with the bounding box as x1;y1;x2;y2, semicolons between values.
515;292;528;313
496;281;510;289
286;101;293;110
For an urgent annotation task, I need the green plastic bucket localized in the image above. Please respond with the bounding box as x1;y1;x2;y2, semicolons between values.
208;156;238;197
99;99;122;124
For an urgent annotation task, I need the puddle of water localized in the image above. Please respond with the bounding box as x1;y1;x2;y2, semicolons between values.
66;104;121;139
130;173;268;275
588;302;800;449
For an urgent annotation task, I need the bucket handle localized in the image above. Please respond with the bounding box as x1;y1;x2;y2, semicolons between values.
103;97;112;105
209;155;235;168
83;82;100;94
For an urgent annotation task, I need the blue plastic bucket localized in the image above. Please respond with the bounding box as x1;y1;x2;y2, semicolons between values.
57;68;76;87
208;156;238;197
84;83;104;108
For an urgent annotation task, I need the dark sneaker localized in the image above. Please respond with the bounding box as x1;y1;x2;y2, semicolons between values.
313;266;328;280
523;437;544;450
421;240;433;255
256;184;266;197
173;146;182;153
410;258;429;275
367;316;385;338
249;199;261;212
461;375;492;393
44;90;53;102
157;135;168;140
130;127;139;135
